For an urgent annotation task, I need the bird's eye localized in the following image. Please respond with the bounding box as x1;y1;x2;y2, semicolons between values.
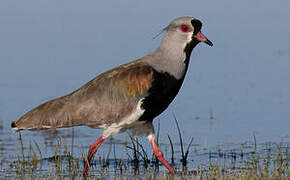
180;24;191;32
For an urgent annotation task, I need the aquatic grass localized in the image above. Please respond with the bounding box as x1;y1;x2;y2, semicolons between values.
29;140;38;171
33;140;42;161
167;135;175;166
4;121;290;179
12;131;84;179
113;143;123;175
127;136;150;171
105;138;113;168
17;131;26;176
137;140;150;169
53;136;62;173
127;135;141;174
6;142;290;179
172;113;194;171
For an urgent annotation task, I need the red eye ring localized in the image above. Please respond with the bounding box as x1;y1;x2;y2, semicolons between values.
180;24;190;32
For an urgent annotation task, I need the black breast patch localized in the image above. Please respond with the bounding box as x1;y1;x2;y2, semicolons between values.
139;70;185;122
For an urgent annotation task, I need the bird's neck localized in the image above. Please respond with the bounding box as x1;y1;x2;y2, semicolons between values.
147;39;198;80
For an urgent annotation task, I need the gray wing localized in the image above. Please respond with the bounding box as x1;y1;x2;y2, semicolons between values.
11;60;154;131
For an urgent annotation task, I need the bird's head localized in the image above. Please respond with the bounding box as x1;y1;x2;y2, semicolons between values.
149;17;213;79
161;17;213;51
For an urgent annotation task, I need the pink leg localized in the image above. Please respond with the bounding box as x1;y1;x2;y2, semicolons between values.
148;134;175;174
83;136;105;177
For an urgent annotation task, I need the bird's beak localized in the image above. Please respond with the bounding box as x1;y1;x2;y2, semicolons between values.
194;32;213;46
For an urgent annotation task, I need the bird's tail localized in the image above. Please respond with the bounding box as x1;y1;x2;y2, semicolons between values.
11;97;77;131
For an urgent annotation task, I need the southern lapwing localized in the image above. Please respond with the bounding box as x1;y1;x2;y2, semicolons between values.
11;16;213;176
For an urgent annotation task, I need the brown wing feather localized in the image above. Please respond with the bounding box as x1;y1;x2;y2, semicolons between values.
118;63;152;98
12;59;153;130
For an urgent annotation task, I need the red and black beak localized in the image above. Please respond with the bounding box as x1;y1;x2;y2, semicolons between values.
191;19;213;46
194;31;213;46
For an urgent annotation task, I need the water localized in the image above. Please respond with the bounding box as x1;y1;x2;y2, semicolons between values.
0;0;289;177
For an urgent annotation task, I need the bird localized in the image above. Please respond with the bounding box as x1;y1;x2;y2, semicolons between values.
11;16;213;176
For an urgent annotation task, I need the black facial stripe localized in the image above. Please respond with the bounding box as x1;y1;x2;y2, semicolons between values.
191;19;202;34
184;38;199;64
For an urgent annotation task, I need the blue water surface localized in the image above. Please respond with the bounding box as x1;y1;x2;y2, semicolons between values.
0;0;289;165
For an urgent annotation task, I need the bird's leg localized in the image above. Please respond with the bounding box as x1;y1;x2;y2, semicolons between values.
148;133;176;174
83;136;105;177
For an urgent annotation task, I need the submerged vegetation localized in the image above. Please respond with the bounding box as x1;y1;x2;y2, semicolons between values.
0;119;289;179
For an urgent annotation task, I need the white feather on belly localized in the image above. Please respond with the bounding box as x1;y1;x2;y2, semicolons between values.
102;98;147;138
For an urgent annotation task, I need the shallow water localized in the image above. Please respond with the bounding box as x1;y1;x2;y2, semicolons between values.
0;0;290;178
0;125;289;179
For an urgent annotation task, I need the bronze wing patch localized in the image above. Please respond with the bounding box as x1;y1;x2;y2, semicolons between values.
115;65;153;101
